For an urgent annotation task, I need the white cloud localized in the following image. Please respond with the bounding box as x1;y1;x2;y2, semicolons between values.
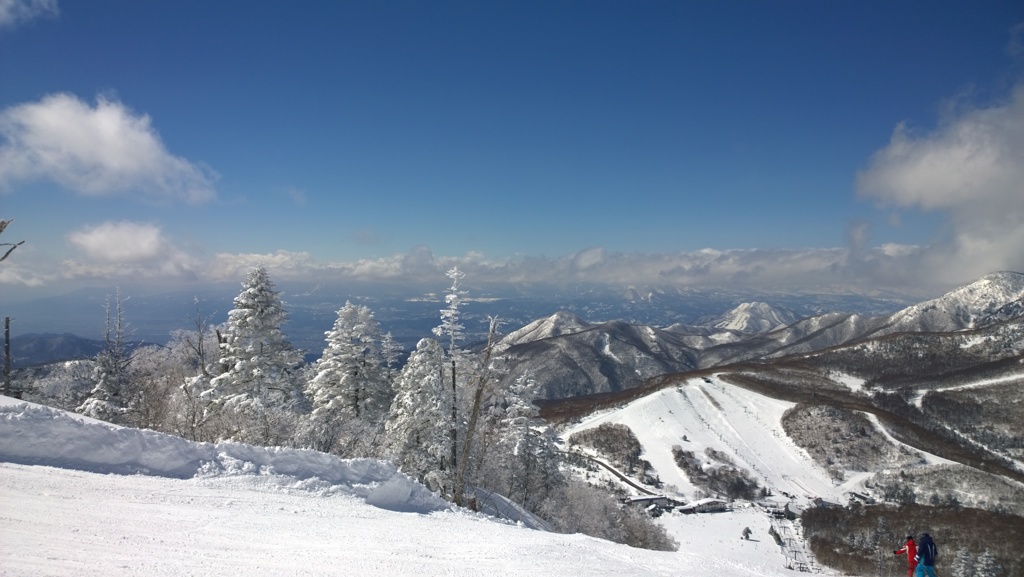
571;247;607;271
0;93;217;204
6;235;993;298
64;221;197;280
200;245;942;295
857;85;1024;285
206;250;326;282
0;264;48;287
68;221;168;263
0;0;57;30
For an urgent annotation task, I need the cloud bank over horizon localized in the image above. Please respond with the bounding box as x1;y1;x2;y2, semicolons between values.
0;229;958;298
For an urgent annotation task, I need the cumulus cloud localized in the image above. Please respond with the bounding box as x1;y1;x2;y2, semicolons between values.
64;221;197;280
0;0;57;30
857;85;1024;285
0;93;217;203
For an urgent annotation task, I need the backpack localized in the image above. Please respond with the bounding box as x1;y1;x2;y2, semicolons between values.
917;535;938;565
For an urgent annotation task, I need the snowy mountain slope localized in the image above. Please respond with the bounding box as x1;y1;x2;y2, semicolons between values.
500;321;699;399
498;310;592;347
661;322;747;349
562;376;847;506
705;302;800;333
696;312;883;368
880;271;1024;333
0;396;803;577
698;272;1024;368
499;273;1024;396
555;365;1024;519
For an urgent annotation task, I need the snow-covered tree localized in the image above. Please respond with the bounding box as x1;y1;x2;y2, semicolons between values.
384;338;453;493
474;372;563;510
204;265;305;445
380;330;403;382
304;302;395;454
78;291;133;424
451;315;504;506
170;299;226;441
432;266;467;478
308;301;390;423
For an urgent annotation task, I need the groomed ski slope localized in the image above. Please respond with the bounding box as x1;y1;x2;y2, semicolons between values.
562;376;845;504
0;396;805;577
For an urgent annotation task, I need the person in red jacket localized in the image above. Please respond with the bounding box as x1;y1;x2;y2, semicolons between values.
894;535;918;577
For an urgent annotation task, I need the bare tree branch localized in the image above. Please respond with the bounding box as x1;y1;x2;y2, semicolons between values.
0;218;24;263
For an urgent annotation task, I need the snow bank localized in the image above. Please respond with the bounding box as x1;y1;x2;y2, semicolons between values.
0;396;810;576
0;397;448;514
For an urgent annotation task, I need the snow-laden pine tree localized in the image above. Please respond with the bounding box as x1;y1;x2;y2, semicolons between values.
432;266;467;478
308;302;390;420
305;301;394;454
204;265;305;445
79;291;133;424
383;338;453;493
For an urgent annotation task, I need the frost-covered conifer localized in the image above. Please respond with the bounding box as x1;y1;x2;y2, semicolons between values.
79;291;133;423
205;266;305;443
384;338;453;492
307;301;391;424
78;349;130;422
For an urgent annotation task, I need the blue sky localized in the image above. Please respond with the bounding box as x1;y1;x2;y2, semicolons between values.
2;0;1024;299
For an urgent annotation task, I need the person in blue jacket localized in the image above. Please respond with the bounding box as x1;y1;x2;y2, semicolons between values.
915;533;938;577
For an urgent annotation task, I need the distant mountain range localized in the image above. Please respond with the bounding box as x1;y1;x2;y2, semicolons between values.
3;279;915;367
498;272;1024;399
8;272;1024;385
7;333;150;368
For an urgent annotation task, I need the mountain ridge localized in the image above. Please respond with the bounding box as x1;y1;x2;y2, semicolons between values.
504;271;1024;399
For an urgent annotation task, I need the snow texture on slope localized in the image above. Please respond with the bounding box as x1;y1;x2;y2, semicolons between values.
0;396;447;514
0;394;803;576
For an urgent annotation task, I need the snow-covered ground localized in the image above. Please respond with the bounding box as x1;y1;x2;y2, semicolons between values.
563;376;845;505
908;371;1024;408
830;372;867;394
0;396;810;576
